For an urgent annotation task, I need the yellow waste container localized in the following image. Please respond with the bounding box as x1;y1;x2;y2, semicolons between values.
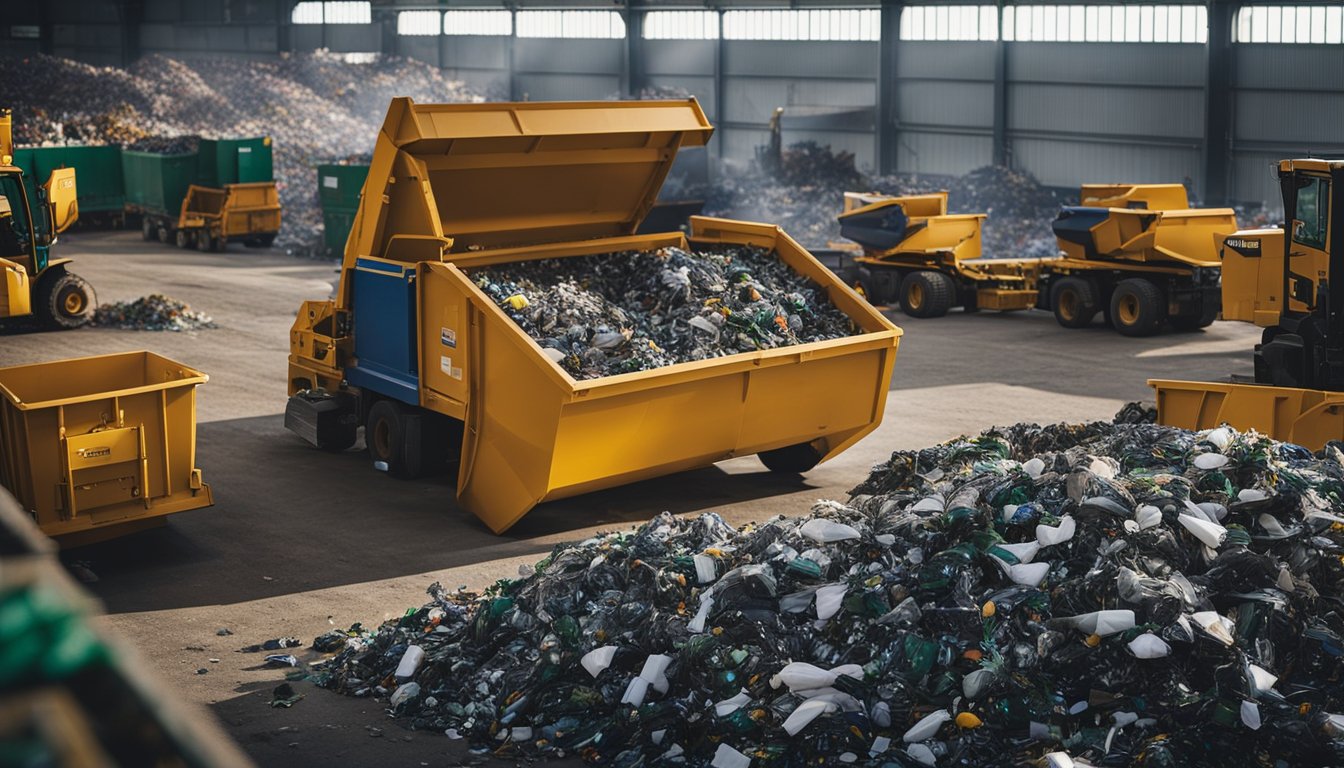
1150;378;1344;451
0;351;213;543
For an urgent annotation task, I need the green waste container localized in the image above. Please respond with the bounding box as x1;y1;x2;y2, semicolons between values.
121;150;197;217
317;164;368;256
197;137;273;187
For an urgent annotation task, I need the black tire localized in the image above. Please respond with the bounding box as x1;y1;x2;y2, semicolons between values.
258;234;276;248
35;271;96;330
900;271;955;318
1052;277;1099;329
1110;278;1166;337
365;400;445;479
963;290;980;313
175;229;190;249
141;217;155;241
1169;303;1218;332
197;232;214;252
759;442;823;473
157;225;171;244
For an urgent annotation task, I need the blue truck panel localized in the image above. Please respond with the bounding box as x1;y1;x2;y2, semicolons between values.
350;258;420;405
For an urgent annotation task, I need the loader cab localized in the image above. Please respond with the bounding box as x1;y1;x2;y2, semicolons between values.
1255;160;1343;390
0;172;36;271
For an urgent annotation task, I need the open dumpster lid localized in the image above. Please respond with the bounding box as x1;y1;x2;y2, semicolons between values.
379;97;713;250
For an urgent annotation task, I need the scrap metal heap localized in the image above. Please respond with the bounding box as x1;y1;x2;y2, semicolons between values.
307;410;1344;766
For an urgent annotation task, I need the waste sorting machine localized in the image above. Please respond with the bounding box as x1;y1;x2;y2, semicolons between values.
1152;158;1344;449
285;97;902;533
0;351;214;544
0;109;94;330
124;136;281;252
839;183;1237;336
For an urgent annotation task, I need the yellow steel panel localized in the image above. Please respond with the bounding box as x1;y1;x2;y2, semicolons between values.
64;426;140;472
0;258;31;318
1151;379;1344;451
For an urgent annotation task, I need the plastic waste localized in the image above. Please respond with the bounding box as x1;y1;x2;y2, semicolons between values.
395;645;424;681
389;682;419;708
903;709;951;742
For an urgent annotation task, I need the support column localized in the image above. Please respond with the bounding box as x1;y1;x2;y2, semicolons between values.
877;0;902;174
713;9;725;163
992;0;1009;167
508;8;519;101
624;1;644;97
1203;1;1233;205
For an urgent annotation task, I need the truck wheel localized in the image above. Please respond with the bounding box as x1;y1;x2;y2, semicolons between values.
197;233;214;252
1052;277;1099;328
141;217;155;241
175;229;190;249
759;442;822;473
901;271;954;318
1169;303;1218;332
1110;278;1165;337
366;400;435;479
36;271;96;330
157;225;171;244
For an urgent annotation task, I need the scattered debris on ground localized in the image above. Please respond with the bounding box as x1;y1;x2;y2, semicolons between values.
304;407;1344;766
472;245;856;379
91;294;215;332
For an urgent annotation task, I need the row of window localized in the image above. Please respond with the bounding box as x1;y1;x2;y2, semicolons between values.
298;2;1344;47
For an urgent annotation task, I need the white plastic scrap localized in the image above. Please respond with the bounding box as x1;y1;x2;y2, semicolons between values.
783;698;839;736
995;541;1040;563
815;583;849;621
1044;752;1075;768
715;689;752;717
1127;633;1171;659
1061;609;1136;636
1242;700;1262;730
693;554;718;584
1134;505;1162;530
1194;452;1229;470
902;709;952;742
800;518;861;543
580;646;617;678
1202;427;1233;450
621;677;649;706
1178;513;1227;549
911;496;945;513
905;743;937;766
1022;457;1046;478
870;736;892;756
1239;488;1268;503
1007;561;1050;587
1248;664;1278;695
1192;611;1236;645
1036;516;1077;546
711;742;751;768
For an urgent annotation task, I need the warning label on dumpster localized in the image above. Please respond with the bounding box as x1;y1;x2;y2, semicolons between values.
440;355;461;380
440;327;456;348
323;176;338;189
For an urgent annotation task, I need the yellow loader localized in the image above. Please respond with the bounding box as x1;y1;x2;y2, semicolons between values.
1152;159;1344;449
0;109;93;329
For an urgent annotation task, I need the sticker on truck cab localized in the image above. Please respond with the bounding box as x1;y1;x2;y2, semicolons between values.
440;355;462;380
441;327;456;348
1224;237;1262;257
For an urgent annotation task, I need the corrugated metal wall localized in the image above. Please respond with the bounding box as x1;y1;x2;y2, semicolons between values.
892;41;995;176
1230;45;1344;206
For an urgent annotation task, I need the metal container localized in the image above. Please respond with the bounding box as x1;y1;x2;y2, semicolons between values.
121;150;197;216
1150;378;1344;451
197;137;273;187
12;145;124;215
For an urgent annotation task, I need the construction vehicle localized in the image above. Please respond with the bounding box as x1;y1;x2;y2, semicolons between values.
285;97;901;534
839;184;1236;336
124;136;281;252
0;109;95;330
1151;159;1344;449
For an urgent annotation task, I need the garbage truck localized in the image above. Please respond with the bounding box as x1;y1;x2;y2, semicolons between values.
285;98;901;533
1151;158;1344;449
839;183;1237;336
0;109;95;329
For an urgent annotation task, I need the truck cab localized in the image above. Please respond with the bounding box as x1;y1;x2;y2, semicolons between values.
0;109;94;329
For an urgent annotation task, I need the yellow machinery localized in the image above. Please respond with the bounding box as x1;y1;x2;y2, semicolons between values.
175;182;281;252
0;351;214;544
840;184;1236;336
0;109;95;329
285;98;901;533
1152;159;1344;449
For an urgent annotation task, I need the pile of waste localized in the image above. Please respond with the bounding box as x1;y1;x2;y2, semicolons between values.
471;245;856;379
309;411;1344;766
705;143;1064;257
0;51;492;255
92;294;215;332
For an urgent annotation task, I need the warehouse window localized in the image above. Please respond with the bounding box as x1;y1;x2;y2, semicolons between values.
721;9;880;41
900;6;998;41
444;10;513;37
1233;6;1344;43
1002;5;1206;43
397;11;440;36
643;11;719;40
516;10;625;39
291;1;370;25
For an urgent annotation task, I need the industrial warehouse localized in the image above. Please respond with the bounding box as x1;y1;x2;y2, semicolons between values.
0;1;1342;766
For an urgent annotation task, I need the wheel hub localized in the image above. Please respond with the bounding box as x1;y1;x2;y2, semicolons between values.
1119;295;1140;325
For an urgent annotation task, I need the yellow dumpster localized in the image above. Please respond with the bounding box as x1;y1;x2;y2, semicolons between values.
287;98;902;533
0;351;213;544
1150;378;1344;451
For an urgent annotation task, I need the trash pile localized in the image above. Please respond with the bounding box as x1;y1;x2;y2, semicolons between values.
705;143;1064;257
471;245;856;380
308;412;1344;766
91;294;215;332
0;51;493;255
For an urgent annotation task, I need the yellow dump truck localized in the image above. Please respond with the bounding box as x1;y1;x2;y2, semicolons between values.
0;351;214;544
0;109;95;329
174;182;281;252
840;183;1237;336
285;98;901;533
1152;159;1344;449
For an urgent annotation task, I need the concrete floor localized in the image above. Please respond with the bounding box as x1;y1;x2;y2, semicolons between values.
0;231;1260;766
